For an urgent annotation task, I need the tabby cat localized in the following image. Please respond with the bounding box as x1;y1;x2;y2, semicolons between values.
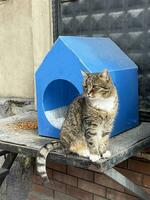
36;69;118;185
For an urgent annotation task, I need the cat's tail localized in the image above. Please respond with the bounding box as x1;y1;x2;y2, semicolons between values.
36;140;61;186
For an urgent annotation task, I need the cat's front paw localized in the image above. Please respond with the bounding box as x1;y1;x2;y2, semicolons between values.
102;150;111;158
89;154;101;162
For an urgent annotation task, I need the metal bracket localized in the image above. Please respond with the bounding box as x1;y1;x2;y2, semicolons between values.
104;168;150;200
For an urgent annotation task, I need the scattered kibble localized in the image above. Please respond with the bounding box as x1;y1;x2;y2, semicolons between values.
8;121;38;130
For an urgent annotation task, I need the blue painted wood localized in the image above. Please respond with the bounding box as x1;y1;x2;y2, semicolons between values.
36;36;139;138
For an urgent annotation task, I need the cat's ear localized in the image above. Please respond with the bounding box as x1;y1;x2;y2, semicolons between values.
101;69;109;79
81;70;89;79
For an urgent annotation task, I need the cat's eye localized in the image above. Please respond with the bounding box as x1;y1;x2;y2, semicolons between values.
98;87;110;92
93;85;99;89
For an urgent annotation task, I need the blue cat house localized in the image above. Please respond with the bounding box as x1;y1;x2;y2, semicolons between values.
35;36;139;138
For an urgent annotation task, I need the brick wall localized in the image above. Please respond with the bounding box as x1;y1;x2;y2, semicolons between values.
27;155;150;200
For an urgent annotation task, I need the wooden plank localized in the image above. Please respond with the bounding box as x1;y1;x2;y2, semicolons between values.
104;168;150;200
0;111;50;156
46;123;150;171
48;134;150;172
0;141;37;157
0;111;149;171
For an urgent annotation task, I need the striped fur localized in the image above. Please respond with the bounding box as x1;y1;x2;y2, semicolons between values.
60;69;118;162
36;69;118;184
36;140;61;185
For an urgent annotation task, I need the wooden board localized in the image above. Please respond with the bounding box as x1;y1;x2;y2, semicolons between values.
0;111;50;156
0;111;149;172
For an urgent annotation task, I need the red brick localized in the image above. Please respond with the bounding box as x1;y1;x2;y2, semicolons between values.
94;172;124;192
28;190;54;200
55;191;78;200
124;189;138;197
143;175;150;188
53;170;77;186
32;184;53;196
49;180;66;193
128;159;150;175
67;166;94;181
47;161;67;173
32;173;66;193
115;167;143;185
78;179;106;197
47;168;53;178
67;185;93;200
94;195;108;200
107;188;138;200
116;160;128;169
32;175;42;185
32;169;53;185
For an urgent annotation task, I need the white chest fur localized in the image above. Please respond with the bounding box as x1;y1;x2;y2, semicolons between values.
91;96;115;112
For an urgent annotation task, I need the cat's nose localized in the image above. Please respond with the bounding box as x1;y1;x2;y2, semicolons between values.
88;93;93;97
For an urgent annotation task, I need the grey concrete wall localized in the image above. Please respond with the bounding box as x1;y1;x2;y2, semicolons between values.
0;0;53;98
0;0;34;98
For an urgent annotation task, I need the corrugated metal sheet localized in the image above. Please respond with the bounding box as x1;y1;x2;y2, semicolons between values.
53;0;150;120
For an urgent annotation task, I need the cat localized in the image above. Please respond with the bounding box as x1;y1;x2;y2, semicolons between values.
36;69;118;185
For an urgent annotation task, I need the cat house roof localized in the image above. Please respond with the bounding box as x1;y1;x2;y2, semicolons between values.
36;36;137;78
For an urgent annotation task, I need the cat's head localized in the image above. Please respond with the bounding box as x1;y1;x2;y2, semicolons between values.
81;69;115;99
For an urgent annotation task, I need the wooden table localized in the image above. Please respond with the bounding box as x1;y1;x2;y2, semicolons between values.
0;111;150;200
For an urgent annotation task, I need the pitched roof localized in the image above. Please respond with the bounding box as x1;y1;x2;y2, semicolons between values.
59;36;138;72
